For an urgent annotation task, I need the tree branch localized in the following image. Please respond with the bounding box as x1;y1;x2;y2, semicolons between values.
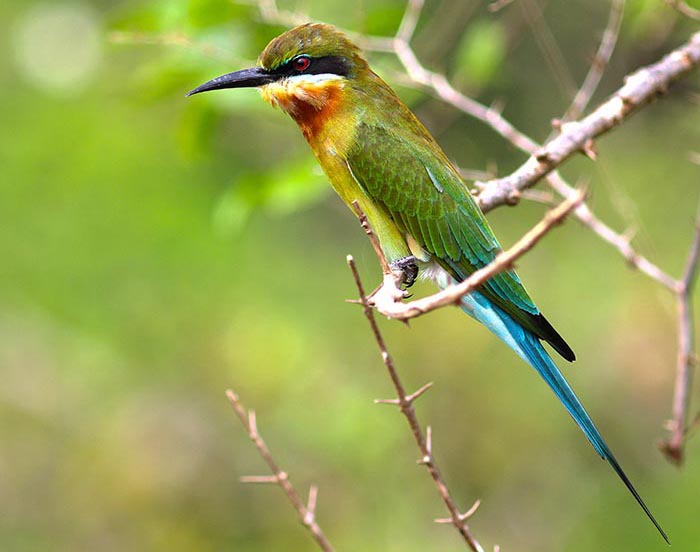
519;0;578;99
346;256;487;552
665;0;700;20
225;390;335;552
396;0;424;44
363;191;585;321
476;31;700;211
563;0;625;122
546;173;680;291
660;210;700;464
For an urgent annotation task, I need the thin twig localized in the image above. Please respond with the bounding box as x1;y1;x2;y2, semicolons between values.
435;500;482;524
547;174;679;291
519;0;578;99
660;209;700;464
488;0;514;13
236;0;396;52
563;0;625;122
346;256;486;552
351;201;392;276
665;0;700;20
225;390;334;552
375;382;434;405
108;30;233;61
520;188;557;205
256;0;309;27
396;0;424;43
687;409;700;438
366;191;585;321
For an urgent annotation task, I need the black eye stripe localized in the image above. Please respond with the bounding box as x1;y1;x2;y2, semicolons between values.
306;56;350;77
270;55;351;78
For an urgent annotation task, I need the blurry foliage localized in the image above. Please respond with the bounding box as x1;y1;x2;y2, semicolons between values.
452;18;507;90
1;0;700;551
212;158;328;235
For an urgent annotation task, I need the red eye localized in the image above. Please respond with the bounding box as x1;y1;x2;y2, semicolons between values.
292;56;311;72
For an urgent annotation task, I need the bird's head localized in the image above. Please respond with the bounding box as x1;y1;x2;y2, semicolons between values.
187;23;368;117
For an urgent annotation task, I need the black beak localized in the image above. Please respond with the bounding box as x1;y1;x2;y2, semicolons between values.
186;67;275;97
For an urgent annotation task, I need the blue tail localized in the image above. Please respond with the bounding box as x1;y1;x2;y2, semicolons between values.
456;287;668;543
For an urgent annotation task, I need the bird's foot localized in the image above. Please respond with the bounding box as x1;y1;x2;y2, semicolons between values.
390;256;419;289
367;257;417;310
368;272;409;308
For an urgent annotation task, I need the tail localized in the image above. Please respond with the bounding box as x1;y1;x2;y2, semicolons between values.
454;286;669;543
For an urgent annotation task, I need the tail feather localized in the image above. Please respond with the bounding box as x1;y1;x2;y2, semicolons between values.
452;285;668;543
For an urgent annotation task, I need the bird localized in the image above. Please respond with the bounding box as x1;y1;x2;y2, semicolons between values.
187;23;667;541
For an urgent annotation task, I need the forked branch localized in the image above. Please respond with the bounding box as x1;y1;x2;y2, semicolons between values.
225;390;334;552
476;31;700;211
346;256;488;552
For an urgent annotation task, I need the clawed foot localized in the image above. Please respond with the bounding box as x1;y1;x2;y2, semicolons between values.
367;256;419;309
368;272;409;307
390;255;419;288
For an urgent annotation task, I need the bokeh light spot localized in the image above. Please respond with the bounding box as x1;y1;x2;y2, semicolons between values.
12;2;102;96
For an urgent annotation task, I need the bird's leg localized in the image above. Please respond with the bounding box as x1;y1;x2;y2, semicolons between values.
390;255;419;288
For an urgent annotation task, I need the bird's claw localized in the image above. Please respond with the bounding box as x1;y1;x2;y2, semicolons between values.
390;256;419;289
368;256;417;307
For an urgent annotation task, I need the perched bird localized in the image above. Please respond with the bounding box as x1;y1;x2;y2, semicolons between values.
188;23;667;541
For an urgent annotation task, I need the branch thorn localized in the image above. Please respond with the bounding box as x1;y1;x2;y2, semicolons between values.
582;139;598;160
434;499;482;523
240;475;282;484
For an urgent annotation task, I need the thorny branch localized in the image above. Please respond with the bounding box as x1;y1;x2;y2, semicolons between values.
245;0;700;462
343;193;578;550
225;390;334;552
346;255;487;552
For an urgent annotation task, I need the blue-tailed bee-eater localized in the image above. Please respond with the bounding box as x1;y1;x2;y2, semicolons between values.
188;23;667;542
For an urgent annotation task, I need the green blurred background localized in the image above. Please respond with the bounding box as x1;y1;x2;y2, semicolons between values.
1;0;699;550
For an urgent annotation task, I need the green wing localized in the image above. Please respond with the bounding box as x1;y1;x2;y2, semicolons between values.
347;122;574;361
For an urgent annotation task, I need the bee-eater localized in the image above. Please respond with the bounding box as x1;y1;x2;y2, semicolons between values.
188;23;667;541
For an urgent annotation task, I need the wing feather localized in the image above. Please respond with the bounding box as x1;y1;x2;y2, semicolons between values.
346;122;575;361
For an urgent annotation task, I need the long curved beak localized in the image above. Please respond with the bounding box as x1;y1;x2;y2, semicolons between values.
186;67;275;97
